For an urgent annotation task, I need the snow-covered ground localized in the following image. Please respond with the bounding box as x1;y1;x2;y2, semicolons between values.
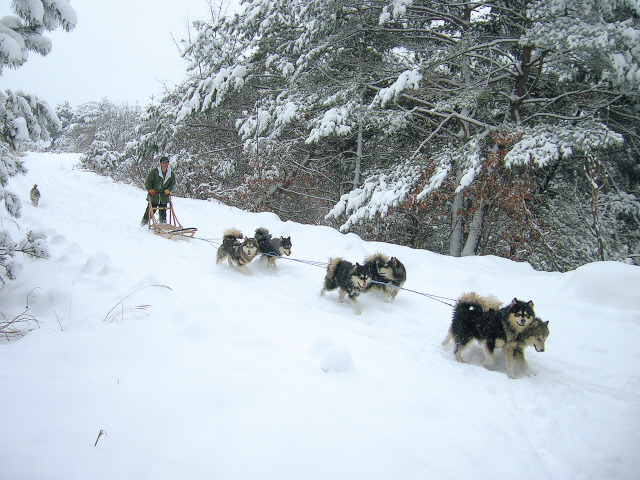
1;152;639;480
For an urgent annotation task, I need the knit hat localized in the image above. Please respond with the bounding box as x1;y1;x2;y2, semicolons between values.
159;156;169;163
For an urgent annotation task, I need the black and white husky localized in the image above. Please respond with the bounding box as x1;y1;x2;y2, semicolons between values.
363;253;406;301
442;292;536;376
320;258;372;315
254;227;292;271
216;228;258;275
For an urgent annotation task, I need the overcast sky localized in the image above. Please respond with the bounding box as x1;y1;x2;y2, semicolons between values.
0;0;239;108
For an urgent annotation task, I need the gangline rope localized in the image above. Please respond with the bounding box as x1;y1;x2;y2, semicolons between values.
191;235;456;306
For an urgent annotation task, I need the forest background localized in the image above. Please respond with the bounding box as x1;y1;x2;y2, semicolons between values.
3;0;640;274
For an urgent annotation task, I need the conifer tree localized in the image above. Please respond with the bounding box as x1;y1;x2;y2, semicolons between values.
327;0;640;268
0;0;77;286
134;0;639;269
174;0;418;218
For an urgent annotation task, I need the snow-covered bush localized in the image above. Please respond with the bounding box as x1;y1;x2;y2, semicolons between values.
0;229;48;286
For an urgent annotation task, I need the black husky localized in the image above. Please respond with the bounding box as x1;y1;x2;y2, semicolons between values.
363;253;406;301
320;258;372;315
216;228;258;275
442;292;535;373
254;227;292;271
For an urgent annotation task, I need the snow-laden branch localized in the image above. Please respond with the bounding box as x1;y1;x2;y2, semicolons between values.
370;69;422;108
504;122;624;168
326;164;421;232
306;102;357;144
175;65;248;123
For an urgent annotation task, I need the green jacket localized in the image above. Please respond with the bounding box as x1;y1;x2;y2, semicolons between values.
145;165;176;204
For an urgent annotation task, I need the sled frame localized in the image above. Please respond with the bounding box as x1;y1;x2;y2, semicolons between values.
146;196;197;239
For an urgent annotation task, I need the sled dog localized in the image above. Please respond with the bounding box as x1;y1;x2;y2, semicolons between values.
320;258;372;315
254;227;292;271
216;228;258;275
363;253;406;301
30;184;41;207
442;292;536;376
503;317;549;378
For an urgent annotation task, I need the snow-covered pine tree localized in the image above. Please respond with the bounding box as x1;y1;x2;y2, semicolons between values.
326;0;640;269
1;89;61;149
172;0;419;221
102;0;638;269
0;0;77;288
47;101;75;152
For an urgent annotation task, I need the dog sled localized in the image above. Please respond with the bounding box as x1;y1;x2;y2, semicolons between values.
145;196;197;239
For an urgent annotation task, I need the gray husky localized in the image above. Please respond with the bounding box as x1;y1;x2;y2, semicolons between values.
216;228;258;275
30;184;40;206
442;292;536;377
254;227;292;271
503;317;549;378
320;258;372;315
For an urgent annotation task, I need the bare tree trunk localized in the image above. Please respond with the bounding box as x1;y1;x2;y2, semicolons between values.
449;170;463;257
461;205;483;256
449;192;463;257
584;149;606;261
633;238;640;266
353;117;363;187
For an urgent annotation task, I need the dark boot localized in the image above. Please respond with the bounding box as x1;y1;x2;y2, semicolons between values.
141;207;150;226
158;203;167;224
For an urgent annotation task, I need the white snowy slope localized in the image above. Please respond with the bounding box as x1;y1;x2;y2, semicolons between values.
1;152;639;480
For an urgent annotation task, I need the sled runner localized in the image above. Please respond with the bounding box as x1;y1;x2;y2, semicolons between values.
145;196;197;239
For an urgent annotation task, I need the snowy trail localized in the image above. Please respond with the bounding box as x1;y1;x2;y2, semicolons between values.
1;153;639;480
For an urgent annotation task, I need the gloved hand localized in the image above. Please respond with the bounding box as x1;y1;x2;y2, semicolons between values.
149;190;156;196
164;190;170;195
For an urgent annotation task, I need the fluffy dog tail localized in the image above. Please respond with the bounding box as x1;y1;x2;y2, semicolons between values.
222;227;243;239
456;292;502;312
255;227;271;241
222;228;244;243
364;252;389;265
221;228;243;250
255;227;273;253
326;257;342;278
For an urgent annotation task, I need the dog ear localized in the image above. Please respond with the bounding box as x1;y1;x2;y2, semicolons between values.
287;236;291;241
527;300;534;308
543;320;549;326
510;298;517;306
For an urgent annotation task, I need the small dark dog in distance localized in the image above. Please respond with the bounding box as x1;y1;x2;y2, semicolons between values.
363;253;406;301
30;184;41;206
320;258;372;315
254;227;292;271
442;292;536;378
216;228;258;275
